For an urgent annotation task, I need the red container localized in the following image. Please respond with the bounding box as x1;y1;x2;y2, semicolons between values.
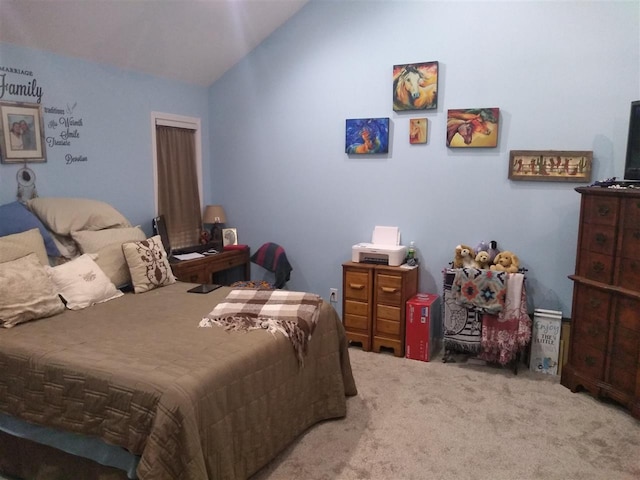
405;293;441;362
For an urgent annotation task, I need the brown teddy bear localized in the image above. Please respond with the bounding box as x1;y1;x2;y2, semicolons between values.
474;251;491;269
490;251;520;273
453;244;476;268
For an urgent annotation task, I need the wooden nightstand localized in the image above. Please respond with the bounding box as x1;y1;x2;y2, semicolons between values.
342;261;419;357
170;247;250;285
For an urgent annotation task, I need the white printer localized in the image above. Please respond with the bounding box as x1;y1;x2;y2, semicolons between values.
352;226;407;267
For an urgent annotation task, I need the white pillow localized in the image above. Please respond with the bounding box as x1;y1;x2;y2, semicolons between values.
46;254;124;310
0;253;65;328
0;228;49;266
27;197;131;236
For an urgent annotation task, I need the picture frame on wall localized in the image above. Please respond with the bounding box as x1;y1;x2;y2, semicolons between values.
0;100;46;163
222;228;238;246
446;108;500;148
393;61;438;111
345;117;389;154
409;118;427;144
508;150;593;182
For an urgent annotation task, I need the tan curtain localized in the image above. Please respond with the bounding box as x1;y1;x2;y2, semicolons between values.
156;125;201;249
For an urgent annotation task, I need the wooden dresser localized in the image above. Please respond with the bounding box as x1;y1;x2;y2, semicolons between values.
342;261;418;357
561;186;640;419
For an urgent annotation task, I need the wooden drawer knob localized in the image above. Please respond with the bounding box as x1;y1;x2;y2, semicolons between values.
585;355;596;367
588;298;601;309
597;205;610;216
633;231;640;240
592;261;604;273
381;287;398;293
349;283;365;290
595;233;607;245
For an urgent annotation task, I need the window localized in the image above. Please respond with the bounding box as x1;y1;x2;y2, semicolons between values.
151;112;203;249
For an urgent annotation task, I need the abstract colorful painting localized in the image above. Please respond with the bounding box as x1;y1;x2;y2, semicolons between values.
446;108;500;148
345;118;389;154
409;118;427;144
393;61;438;111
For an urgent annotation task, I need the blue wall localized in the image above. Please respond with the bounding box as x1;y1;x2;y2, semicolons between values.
209;0;639;315
1;1;638;317
0;43;210;231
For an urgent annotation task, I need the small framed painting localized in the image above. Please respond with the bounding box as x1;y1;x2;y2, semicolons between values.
446;108;500;148
345;117;389;154
509;150;593;182
393;61;438;111
222;228;238;246
0;100;47;163
409;118;427;144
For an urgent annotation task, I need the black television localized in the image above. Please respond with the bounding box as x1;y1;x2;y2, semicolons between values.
624;100;640;181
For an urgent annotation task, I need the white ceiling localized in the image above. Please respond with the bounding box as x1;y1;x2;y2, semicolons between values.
0;0;309;87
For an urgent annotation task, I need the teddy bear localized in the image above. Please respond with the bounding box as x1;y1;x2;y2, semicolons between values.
490;251;520;273
453;244;476;268
474;250;491;269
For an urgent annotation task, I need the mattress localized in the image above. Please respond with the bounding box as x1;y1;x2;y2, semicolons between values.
0;283;357;479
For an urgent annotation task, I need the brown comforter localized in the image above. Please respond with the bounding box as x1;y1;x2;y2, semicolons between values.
0;284;357;479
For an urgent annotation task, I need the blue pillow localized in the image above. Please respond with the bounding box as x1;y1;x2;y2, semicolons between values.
0;201;60;257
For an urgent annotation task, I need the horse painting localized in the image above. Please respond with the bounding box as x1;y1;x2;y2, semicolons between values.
446;108;500;148
345;118;389;154
409;118;427;144
393;62;438;111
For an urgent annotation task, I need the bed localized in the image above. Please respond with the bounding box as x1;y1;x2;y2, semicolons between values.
0;198;357;480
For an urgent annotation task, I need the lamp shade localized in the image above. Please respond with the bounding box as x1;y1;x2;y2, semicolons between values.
203;205;227;224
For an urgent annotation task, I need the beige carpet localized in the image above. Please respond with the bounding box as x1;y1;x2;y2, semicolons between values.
252;347;640;480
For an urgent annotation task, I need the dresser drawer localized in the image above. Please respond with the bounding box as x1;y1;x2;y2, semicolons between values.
583;195;619;226
345;299;368;317
581;223;617;256
614;296;640;332
344;271;371;301
376;303;401;322
344;313;368;331
573;284;611;320
622;197;640;228
375;318;400;336
375;273;403;305
572;316;609;352
577;251;613;284
172;264;208;283
569;343;605;380
608;358;637;394
617;257;640;289
620;228;640;260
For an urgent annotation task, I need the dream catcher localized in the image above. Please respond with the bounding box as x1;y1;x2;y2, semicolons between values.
16;164;38;202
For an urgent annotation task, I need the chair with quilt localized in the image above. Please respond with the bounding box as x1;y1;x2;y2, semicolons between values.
230;242;292;290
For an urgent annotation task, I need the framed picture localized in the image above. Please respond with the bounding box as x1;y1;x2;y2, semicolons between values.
409;118;427;144
509;150;593;182
222;228;238;246
393;61;438;111
345;117;389;154
446;108;500;148
0;100;46;163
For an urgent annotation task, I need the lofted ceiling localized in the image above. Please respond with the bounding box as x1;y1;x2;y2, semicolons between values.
0;0;309;87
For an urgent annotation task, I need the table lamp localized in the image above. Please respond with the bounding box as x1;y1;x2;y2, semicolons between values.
203;205;227;252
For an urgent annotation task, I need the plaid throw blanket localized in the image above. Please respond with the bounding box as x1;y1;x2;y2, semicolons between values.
199;289;322;365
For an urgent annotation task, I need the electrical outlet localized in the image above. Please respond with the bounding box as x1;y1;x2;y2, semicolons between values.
329;288;338;303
